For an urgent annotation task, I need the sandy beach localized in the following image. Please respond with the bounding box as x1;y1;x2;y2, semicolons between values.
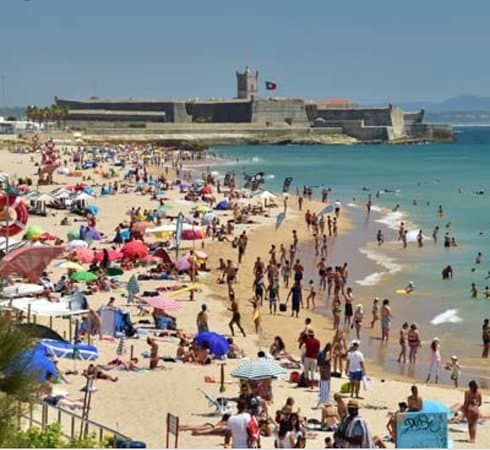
0;143;489;449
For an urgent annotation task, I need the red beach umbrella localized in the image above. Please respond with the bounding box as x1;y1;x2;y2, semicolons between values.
121;240;149;260
93;249;124;262
181;229;204;240
73;247;95;264
145;296;183;311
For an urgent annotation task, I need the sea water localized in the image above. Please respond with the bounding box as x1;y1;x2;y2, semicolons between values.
210;127;490;385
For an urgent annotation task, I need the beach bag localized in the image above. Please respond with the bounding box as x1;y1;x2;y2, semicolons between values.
340;382;350;394
297;372;308;388
289;371;300;384
362;376;369;391
279;303;287;312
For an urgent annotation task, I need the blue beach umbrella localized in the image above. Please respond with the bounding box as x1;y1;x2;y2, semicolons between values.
84;205;99;216
195;331;229;357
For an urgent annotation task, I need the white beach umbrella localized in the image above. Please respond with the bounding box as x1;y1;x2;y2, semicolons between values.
2;283;44;299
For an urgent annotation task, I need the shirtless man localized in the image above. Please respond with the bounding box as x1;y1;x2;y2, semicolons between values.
196;304;209;333
381;299;392;342
222;259;238;293
228;293;246;337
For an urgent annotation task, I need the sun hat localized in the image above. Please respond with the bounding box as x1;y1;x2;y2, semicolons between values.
347;399;359;408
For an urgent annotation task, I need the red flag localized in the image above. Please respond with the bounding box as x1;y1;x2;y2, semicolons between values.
265;81;277;90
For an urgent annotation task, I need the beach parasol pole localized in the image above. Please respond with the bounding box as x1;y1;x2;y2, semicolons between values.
219;362;226;393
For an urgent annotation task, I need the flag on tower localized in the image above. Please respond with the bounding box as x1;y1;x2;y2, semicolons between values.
265;81;277;90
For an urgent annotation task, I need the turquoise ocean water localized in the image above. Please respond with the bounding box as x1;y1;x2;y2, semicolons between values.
210;127;490;386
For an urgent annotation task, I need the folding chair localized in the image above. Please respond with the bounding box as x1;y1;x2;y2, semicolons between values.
197;388;232;416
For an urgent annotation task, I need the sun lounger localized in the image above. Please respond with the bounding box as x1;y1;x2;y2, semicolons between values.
197;388;232;416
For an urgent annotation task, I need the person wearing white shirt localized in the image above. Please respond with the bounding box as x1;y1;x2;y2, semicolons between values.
225;399;251;448
346;341;366;399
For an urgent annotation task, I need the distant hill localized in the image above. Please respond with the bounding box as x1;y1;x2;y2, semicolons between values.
0;106;25;119
396;95;490;113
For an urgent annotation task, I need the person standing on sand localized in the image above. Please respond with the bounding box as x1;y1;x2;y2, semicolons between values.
224;398;251;449
370;298;379;329
332;296;342;330
223;259;238;293
305;280;316;309
353;304;364;340
302;329;320;389
228;293;246;337
482;318;489;358
298;195;303;211
343;287;354;329
292;229;298;249
425;337;442;384
407;323;422;365
147;337;160;370
380;299;392;342
237;231;247;264
287;281;303;318
316;343;332;407
281;260;291;288
345;341;366;399
462;380;482;444
196;303;209;333
397;322;409;364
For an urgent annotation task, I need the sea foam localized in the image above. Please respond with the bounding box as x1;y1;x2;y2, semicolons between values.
355;247;403;287
430;309;463;325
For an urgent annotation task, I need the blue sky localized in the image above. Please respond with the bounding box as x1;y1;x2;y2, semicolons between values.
1;0;489;106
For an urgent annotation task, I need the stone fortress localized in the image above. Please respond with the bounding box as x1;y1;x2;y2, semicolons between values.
55;67;454;143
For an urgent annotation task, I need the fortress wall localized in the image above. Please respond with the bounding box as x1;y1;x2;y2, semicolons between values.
407;124;454;141
340;120;389;141
251;99;309;124
404;110;424;125
315;107;392;126
389;106;406;139
189;102;252;123
173;103;191;123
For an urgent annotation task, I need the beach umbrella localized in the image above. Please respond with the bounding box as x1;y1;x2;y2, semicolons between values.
0;246;64;283
67;228;81;241
181;229;204;240
131;221;154;235
201;212;217;225
2;283;45;299
105;267;123;277
37;232;57;241
231;358;286;381
153;248;172;263
87;226;102;240
146;296;183;311
55;260;85;271
188;250;207;260
93;249;124;262
116;335;127;356
66;239;89;251
175;256;191;271
195;205;211;213
70;271;98;282
121;240;149;260
195;331;229;357
24;225;45;241
72;247;94;263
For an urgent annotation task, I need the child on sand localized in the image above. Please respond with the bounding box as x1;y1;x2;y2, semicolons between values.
370;298;379;328
249;298;261;333
305;280;316;309
445;355;461;387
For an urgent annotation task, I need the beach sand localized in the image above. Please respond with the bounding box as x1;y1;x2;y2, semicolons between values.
1;145;489;448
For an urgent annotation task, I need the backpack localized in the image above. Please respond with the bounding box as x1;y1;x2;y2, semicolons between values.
247;415;260;448
297;372;308;388
289;371;300;384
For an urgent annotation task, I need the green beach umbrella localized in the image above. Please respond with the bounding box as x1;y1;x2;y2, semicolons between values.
105;267;123;277
70;271;98;282
24;225;45;240
67;228;81;241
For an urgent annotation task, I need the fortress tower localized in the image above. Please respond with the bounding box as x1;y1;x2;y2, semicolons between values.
236;66;258;99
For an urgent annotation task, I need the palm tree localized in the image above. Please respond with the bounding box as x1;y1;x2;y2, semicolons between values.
0;316;38;447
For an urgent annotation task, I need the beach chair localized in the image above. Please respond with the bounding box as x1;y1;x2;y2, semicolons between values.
197;388;232;416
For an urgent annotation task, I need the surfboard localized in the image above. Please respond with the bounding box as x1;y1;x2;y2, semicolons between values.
396;289;409;294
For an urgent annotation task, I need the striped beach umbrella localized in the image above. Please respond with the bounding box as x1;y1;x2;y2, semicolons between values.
231;358;286;381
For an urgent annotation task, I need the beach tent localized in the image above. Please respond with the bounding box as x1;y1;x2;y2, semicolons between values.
12;345;58;382
0;245;64;282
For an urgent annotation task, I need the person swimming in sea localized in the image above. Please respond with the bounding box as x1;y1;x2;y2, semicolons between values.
405;281;415;294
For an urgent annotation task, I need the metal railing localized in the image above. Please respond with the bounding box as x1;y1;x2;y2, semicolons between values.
17;400;130;444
